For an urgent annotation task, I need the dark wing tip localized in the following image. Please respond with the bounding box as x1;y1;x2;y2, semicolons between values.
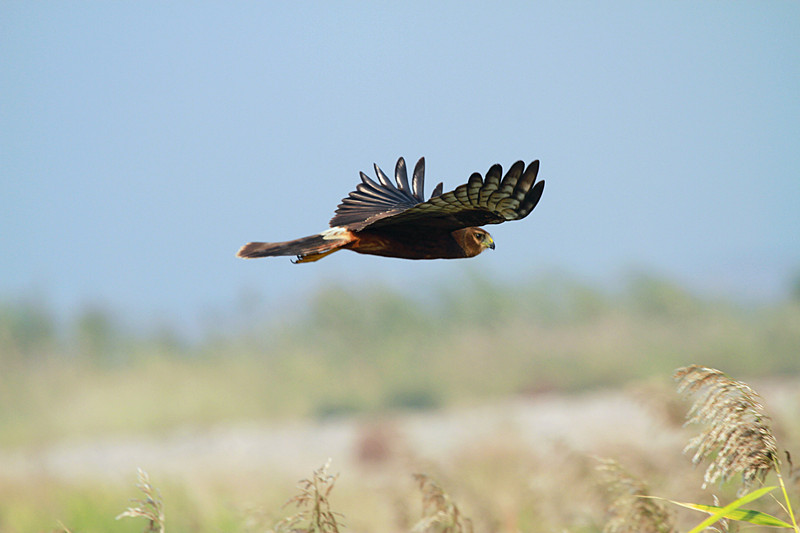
373;162;392;188
412;157;425;201
329;157;426;230
395;156;410;193
517;178;545;218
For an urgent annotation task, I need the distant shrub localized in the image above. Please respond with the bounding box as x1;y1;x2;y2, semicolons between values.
313;399;362;420
383;387;442;412
0;298;55;361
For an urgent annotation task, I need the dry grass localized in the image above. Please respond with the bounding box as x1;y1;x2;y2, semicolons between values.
6;278;799;531
411;474;473;533
596;458;675;533
674;365;779;493
15;367;798;532
670;365;798;532
270;459;344;533
116;469;166;533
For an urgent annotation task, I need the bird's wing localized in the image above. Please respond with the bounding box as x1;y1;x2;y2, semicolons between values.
330;158;544;232
329;157;432;229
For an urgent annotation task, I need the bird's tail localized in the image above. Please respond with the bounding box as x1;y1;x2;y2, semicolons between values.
236;228;353;263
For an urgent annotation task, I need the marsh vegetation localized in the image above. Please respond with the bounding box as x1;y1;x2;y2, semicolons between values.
1;272;798;531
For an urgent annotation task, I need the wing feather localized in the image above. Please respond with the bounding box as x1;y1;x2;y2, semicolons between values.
358;172;402;203
353;179;402;205
362;159;544;231
394;158;410;195
512;159;538;202
517;178;545;219
330;158;423;228
411;158;426;201
363;184;406;205
373;162;393;188
330;158;544;232
479;164;501;206
453;183;472;208
466;173;483;204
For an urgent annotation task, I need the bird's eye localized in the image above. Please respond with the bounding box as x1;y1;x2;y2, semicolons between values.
475;232;484;239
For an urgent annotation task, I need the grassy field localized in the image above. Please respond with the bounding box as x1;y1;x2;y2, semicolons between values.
1;272;799;531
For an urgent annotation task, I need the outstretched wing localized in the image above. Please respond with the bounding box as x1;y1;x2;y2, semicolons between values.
331;158;544;232
329;157;443;229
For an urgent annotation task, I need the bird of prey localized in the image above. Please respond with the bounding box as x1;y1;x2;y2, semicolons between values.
237;157;544;263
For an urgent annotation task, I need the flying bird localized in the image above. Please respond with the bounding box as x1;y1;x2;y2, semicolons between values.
237;157;544;263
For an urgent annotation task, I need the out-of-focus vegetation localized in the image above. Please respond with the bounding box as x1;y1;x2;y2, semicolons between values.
1;271;800;532
5;366;797;533
1;271;798;449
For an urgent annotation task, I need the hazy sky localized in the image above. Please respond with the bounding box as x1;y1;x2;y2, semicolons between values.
2;2;799;331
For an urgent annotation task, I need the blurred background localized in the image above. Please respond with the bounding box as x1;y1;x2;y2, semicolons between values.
1;2;799;532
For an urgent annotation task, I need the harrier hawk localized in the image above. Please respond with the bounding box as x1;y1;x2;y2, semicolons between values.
237;157;544;263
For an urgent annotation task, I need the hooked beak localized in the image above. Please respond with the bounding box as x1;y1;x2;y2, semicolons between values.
487;237;495;250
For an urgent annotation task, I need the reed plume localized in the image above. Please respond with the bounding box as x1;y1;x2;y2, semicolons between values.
272;459;344;533
116;468;166;533
674;365;779;493
412;473;473;533
596;458;676;533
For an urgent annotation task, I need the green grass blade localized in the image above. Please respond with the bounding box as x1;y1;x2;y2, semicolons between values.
685;486;781;533
640;487;792;530
673;501;793;528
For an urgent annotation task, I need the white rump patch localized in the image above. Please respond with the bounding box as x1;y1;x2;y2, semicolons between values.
321;226;349;240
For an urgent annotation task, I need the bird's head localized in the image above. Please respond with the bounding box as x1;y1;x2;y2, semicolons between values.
470;227;495;251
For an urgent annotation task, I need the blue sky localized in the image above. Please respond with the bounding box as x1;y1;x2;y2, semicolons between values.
2;2;799;332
